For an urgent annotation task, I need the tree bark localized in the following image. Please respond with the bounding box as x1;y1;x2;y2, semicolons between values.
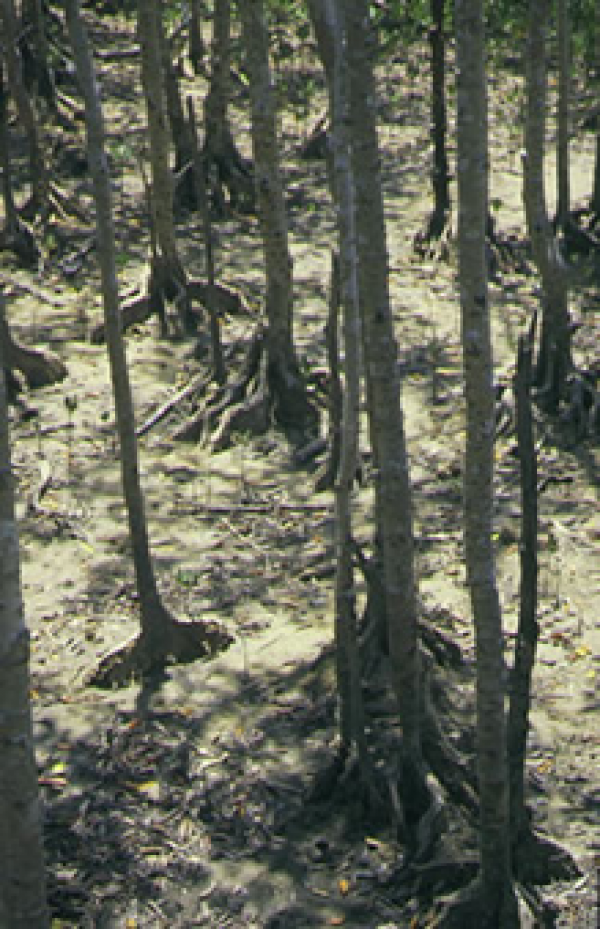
455;0;517;920
137;0;190;326
523;0;571;409
0;0;48;216
324;0;368;768
204;0;232;157
0;290;49;929
66;0;172;650
189;0;206;74
238;0;315;433
507;322;539;852
428;0;450;236
341;0;423;792
592;130;600;216
556;0;570;230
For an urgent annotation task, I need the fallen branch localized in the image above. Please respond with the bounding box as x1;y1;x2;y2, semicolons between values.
136;372;211;438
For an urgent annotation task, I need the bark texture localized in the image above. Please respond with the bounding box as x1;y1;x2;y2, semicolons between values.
238;0;315;433
342;0;422;765
0;0;48;214
66;0;170;646
137;0;187;302
455;0;517;920
523;0;571;409
0;291;49;929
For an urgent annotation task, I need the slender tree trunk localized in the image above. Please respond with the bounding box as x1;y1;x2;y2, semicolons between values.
324;0;368;770
556;0;570;230
0;0;48;216
66;0;228;687
20;0;55;108
0;65;18;230
189;0;206;73
137;0;189;323
204;0;232;155
161;19;194;177
455;0;517;921
592;131;600;216
66;0;171;650
238;0;315;432
0;291;49;929
507;322;539;852
523;0;571;409
429;0;450;236
341;0;423;790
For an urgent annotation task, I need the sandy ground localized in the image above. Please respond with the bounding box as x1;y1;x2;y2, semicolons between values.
2;13;599;926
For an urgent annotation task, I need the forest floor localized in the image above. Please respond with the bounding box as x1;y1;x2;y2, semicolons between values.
2;10;600;928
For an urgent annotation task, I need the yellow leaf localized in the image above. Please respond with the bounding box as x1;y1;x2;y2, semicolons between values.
129;780;160;800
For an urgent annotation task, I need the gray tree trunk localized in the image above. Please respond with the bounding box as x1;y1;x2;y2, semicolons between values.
0;290;49;929
204;0;232;155
137;0;187;297
556;0;570;229
323;0;367;764
238;0;314;432
66;0;173;652
0;0;48;215
342;0;421;755
523;0;571;409
189;0;206;74
455;0;517;921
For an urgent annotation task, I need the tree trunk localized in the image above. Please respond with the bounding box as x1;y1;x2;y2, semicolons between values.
507;323;539;853
324;0;368;771
341;0;424;801
238;0;316;434
67;0;230;686
0;0;48;216
428;0;450;236
455;0;517;921
189;0;206;74
0;291;49;929
19;0;55;108
66;0;176;657
0;65;18;230
591;130;600;216
137;0;190;327
523;0;571;410
556;0;570;230
204;0;232;156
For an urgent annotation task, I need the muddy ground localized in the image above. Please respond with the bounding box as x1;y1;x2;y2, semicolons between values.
2;9;600;927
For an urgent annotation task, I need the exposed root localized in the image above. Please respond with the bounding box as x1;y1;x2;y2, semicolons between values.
559;367;600;441
512;826;581;886
0;216;39;267
172;324;319;449
172;325;265;443
1;316;67;389
413;208;453;261
299;114;329;161
89;276;246;344
88;612;233;689
432;875;523;928
181;128;255;217
307;740;391;826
